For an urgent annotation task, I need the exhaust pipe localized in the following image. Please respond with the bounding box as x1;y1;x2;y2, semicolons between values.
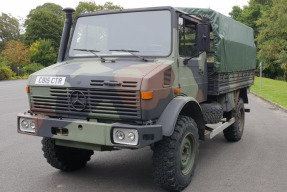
57;7;75;63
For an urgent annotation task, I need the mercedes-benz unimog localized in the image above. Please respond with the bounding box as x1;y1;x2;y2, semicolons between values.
17;7;256;191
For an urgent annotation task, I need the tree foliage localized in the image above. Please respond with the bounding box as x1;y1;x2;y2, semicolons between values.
0;13;20;49
30;39;57;66
229;0;287;80
24;3;63;48
1;41;30;69
27;3;64;19
229;0;271;36
20;63;44;75
256;0;287;79
74;1;123;17
0;57;15;80
229;6;243;21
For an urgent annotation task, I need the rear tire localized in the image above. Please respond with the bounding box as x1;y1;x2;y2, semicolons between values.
223;98;245;142
152;116;199;191
42;138;94;171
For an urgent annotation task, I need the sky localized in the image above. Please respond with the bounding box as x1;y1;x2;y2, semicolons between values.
1;0;249;19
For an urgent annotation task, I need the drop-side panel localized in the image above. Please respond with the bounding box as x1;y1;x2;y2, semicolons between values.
208;63;255;95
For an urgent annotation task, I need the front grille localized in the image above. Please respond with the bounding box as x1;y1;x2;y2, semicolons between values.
31;87;141;120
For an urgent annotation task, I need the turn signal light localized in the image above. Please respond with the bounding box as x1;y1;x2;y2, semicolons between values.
26;86;30;93
141;91;153;100
174;88;181;94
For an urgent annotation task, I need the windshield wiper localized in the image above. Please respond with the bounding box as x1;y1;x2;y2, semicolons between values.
109;49;148;62
74;48;106;62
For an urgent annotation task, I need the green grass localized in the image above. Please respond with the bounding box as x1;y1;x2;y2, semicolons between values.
251;77;287;108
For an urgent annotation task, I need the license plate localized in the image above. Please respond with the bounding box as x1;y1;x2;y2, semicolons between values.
35;76;66;85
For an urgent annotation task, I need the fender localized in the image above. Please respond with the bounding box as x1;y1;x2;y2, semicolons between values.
156;96;206;140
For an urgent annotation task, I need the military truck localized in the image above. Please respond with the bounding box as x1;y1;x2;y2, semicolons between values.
17;6;256;191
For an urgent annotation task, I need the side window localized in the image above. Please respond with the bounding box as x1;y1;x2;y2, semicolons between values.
179;17;197;57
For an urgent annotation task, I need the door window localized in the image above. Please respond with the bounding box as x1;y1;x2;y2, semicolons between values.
178;17;197;57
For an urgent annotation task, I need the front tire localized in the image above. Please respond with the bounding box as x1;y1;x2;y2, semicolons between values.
42;138;94;171
223;98;245;141
152;116;199;191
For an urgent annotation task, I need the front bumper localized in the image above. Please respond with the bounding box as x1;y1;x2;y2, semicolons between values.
17;113;162;149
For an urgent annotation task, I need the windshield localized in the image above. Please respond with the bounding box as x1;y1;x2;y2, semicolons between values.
69;10;172;58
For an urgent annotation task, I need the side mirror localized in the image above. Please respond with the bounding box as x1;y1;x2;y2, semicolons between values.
196;24;210;52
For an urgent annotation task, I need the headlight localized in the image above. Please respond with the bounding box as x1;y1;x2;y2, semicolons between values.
116;131;125;140
128;132;135;141
30;122;36;129
113;128;138;146
19;118;36;133
21;120;29;129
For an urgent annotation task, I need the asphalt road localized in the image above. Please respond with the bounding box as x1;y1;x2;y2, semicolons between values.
1;79;287;192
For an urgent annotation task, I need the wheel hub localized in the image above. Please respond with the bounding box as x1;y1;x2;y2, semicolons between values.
180;133;195;175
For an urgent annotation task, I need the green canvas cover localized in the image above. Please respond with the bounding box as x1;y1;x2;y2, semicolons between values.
177;8;257;73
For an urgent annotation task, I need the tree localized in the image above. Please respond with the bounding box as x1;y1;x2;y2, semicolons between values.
256;0;287;79
1;40;30;72
30;39;57;66
28;3;64;19
229;0;279;78
229;6;243;21
102;2;123;10
281;63;287;81
0;62;15;80
20;63;45;76
0;13;20;49
74;1;123;17
256;0;287;78
229;0;271;36
24;3;63;48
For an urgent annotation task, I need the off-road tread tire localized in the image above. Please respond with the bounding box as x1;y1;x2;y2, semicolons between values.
42;138;94;172
223;98;245;142
152;116;199;192
201;103;223;124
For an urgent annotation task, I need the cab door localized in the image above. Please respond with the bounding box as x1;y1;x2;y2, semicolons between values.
178;16;208;103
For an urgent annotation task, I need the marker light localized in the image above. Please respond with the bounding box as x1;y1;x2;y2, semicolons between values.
141;91;153;100
26;86;30;93
174;88;181;94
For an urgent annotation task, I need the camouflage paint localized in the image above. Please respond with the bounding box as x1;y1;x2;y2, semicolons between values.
178;52;208;103
28;58;177;121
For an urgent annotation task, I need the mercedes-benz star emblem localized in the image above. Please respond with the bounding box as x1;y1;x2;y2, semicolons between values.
70;91;87;111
